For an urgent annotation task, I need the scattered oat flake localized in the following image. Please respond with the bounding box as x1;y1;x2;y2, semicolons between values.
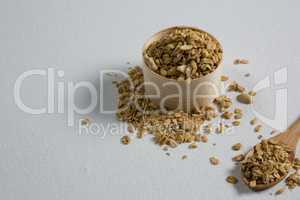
220;75;229;81
221;111;233;120
234;109;243;119
250;118;257;125
188;143;198;149
232;121;240;126
237;93;252;104
228;81;245;93
254;125;262;133
285;172;300;189
81;117;92;126
232;154;245;162
121;135;130;145
248;91;256;96
209;156;220;165
275;188;285;195
162;146;169;151
213;95;233;112
226;176;238;184
216;123;225;134
182;155;188;160
234;108;242;114
234;114;243;120
204;124;213;134
257;135;263;140
234;59;249;65
232;143;242;151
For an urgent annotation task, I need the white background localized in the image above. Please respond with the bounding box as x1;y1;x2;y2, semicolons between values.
1;0;300;200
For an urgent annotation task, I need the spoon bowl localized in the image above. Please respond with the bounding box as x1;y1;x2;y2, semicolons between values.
241;144;294;191
241;118;300;191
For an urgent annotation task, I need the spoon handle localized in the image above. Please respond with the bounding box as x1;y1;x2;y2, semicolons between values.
283;117;300;149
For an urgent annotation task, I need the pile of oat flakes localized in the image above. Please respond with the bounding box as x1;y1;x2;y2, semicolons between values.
115;63;255;149
115;66;215;148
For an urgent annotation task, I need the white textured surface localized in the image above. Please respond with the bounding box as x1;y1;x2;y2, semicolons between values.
1;0;300;200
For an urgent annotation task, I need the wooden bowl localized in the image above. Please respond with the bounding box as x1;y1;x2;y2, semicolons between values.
142;26;223;112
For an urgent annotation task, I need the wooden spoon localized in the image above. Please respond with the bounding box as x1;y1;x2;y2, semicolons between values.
242;118;300;191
